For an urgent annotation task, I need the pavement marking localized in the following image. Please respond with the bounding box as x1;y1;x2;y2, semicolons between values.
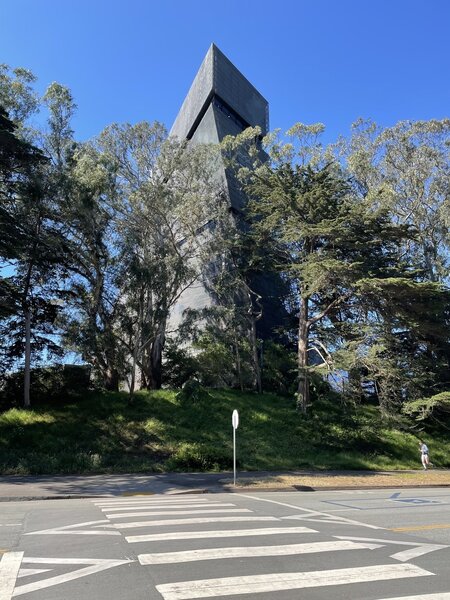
121;491;155;496
107;508;252;519
138;540;382;564
0;552;23;600
113;516;280;529
100;502;235;512
239;494;381;529
155;563;432;599
0;525;22;527
17;568;51;578
126;526;317;543
336;536;448;562
12;557;134;597
391;523;450;532
389;493;442;505
94;498;210;506
24;520;120;536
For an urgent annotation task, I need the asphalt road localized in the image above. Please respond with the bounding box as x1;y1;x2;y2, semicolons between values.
1;488;450;599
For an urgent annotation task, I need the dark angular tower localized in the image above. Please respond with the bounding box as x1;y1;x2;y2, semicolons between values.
169;44;284;335
170;43;268;211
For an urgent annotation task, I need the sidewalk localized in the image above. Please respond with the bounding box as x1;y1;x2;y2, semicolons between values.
1;469;449;501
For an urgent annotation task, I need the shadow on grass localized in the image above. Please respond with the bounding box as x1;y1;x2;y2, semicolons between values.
1;388;448;475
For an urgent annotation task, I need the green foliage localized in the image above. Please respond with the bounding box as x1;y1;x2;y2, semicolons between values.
261;341;297;394
1;388;449;475
403;392;450;421
176;379;209;405
166;442;234;471
0;365;92;409
162;341;200;388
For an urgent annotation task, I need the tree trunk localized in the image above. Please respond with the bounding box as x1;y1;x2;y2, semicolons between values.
130;289;145;396
105;368;120;391
234;337;244;391
24;306;31;408
250;317;262;394
147;326;166;389
297;296;309;413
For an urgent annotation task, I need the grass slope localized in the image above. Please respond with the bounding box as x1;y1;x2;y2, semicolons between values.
1;389;448;475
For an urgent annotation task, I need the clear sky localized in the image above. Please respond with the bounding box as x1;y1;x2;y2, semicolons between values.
1;0;449;144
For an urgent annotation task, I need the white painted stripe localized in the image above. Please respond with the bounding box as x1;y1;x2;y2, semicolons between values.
391;545;448;562
373;594;450;600
22;557;127;564
156;563;432;600
114;516;279;529
138;540;382;564
126;526;316;543
18;569;51;579
107;508;251;519
26;529;119;536
335;536;448;562
12;558;133;597
0;552;23;600
101;503;235;512
94;498;210;506
239;493;381;529
24;519;119;536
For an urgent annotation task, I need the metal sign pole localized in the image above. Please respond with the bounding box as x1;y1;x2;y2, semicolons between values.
233;426;236;487
232;409;239;487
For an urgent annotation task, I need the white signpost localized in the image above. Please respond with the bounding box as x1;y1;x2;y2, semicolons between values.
232;410;239;486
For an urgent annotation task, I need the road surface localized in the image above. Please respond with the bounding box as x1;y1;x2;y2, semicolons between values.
1;487;450;599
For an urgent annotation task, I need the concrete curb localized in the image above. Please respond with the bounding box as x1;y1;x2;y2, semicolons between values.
2;483;450;501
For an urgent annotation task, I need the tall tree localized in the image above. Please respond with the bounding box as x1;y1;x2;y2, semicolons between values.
343;118;450;283
97;122;221;389
0;104;69;405
227;125;420;412
0;73;76;406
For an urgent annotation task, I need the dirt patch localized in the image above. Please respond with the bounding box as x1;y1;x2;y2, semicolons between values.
223;470;450;489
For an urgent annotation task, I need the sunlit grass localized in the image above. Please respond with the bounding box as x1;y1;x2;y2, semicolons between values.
0;388;449;475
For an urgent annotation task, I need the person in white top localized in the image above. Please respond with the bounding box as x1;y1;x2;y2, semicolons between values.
419;441;430;469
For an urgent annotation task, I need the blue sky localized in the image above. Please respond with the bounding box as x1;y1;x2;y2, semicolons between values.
1;0;449;144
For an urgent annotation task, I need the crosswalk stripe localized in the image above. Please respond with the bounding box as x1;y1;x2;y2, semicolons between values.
113;516;279;529
155;563;432;600
138;540;382;564
107;509;251;519
0;552;23;600
102;503;235;512
126;526;316;543
94;498;210;507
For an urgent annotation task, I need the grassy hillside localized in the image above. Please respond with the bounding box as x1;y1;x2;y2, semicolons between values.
1;388;449;475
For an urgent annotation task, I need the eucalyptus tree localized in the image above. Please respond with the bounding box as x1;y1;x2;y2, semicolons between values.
59;143;125;390
0;64;39;130
343;118;450;283
97;122;221;390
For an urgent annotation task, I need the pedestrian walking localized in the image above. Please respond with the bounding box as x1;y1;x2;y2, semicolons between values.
419;440;430;470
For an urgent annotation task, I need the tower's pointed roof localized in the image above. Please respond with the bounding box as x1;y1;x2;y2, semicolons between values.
170;44;268;140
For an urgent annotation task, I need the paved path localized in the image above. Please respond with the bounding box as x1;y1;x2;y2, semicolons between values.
1;470;449;501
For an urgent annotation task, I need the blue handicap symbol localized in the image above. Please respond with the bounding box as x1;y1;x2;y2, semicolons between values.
389;493;439;504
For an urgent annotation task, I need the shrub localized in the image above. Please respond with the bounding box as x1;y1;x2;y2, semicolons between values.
166;442;234;471
0;364;91;408
176;379;208;405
